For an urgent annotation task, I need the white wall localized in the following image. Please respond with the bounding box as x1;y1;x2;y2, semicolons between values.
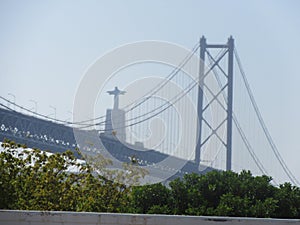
0;210;300;225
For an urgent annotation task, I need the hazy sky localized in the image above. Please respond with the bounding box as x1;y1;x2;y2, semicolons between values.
0;0;300;180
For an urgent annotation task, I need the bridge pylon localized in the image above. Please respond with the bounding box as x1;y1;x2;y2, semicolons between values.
195;36;234;171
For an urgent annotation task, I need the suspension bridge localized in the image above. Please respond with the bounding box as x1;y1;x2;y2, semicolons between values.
0;36;298;185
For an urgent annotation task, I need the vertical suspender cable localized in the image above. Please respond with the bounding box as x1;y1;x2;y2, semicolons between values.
234;48;300;186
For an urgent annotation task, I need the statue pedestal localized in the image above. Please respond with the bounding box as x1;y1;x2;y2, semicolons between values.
104;108;126;142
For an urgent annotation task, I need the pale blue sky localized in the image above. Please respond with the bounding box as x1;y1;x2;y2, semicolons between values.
0;0;300;180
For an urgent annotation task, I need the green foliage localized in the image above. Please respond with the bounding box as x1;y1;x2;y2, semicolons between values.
274;182;300;218
127;169;299;218
130;183;171;214
82;153;149;187
215;193;251;216
169;177;189;214
0;139;130;212
1;139;300;218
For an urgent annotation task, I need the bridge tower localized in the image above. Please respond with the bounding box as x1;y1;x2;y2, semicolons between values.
195;36;234;171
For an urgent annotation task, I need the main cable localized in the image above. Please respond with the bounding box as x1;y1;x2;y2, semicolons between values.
206;51;269;176
80;48;229;130
234;48;300;186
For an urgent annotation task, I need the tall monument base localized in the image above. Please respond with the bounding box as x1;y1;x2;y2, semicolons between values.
104;108;126;142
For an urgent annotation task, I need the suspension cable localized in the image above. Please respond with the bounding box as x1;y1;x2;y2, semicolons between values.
206;52;269;176
80;49;229;130
234;48;300;186
0;42;201;127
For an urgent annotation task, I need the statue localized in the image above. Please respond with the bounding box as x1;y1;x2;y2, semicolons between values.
107;87;126;110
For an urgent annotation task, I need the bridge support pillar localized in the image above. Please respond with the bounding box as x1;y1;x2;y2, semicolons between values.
195;36;234;171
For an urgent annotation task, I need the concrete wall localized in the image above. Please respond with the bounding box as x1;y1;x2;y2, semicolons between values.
1;210;300;225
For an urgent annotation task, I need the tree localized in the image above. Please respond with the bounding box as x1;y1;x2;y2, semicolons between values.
1;139;300;218
215;193;251;217
168;170;285;218
0;140;23;209
274;182;300;218
130;183;171;214
0;139;129;212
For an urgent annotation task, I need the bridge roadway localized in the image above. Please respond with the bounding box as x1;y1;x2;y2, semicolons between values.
0;107;214;180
